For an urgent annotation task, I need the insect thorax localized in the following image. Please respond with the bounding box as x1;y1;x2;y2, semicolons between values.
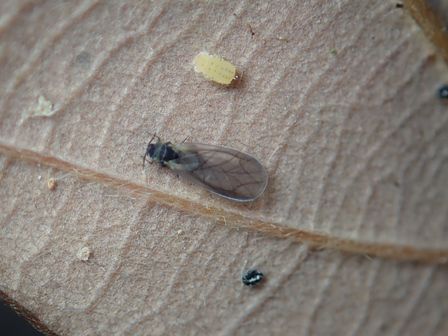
148;143;179;165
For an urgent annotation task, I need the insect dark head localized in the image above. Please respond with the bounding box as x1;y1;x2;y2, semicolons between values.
146;143;156;159
143;134;161;168
242;269;264;287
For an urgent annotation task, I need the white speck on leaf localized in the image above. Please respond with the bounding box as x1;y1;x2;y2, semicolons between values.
77;246;92;261
33;95;55;117
47;177;57;191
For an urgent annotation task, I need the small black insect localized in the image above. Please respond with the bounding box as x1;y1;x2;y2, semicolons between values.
143;135;268;202
242;269;264;286
438;84;448;99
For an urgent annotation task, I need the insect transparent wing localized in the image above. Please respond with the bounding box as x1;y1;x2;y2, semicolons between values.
173;143;268;202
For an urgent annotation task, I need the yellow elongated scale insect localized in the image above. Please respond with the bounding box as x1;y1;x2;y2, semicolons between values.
143;135;268;202
193;51;241;86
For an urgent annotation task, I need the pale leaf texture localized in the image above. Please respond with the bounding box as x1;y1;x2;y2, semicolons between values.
0;1;447;335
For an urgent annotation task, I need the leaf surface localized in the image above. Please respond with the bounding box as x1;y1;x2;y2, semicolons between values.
0;1;447;335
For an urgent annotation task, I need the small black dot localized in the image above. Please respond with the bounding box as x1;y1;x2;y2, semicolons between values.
395;3;403;8
438;84;448;99
242;269;264;286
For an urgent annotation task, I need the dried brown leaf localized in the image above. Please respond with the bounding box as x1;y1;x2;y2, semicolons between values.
1;1;448;335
